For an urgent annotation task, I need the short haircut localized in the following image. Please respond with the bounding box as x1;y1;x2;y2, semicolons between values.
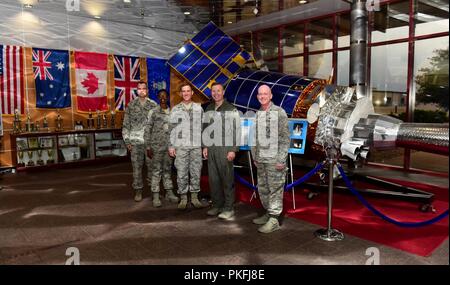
137;81;147;88
179;82;193;91
157;89;168;95
211;82;224;89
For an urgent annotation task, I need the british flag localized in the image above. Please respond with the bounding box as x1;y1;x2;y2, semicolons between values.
114;55;141;111
32;49;53;80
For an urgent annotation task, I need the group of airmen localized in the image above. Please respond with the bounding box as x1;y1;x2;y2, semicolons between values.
122;81;289;234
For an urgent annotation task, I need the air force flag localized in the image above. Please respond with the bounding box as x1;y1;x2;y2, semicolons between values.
147;58;170;104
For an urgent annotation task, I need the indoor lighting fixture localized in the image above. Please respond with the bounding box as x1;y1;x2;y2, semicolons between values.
299;0;308;4
227;21;233;24
184;11;191;15
94;15;101;19
23;4;33;8
123;0;131;3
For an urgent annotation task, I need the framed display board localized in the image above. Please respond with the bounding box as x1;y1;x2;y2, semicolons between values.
288;119;308;154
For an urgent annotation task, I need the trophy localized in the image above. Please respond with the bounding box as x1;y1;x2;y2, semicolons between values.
27;151;35;167
25;113;32;133
36;149;45;166
110;111;116;129
55;111;63;132
43;116;50;132
13;109;22;134
35;121;40;132
46;149;55;164
87;111;95;129
96;110;102;129
17;151;25;167
74;120;83;130
102;113;108;129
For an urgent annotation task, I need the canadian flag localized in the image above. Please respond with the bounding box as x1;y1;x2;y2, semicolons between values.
74;51;108;112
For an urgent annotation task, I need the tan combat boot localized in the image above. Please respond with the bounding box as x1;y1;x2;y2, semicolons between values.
152;193;162;208
252;213;269;225
134;189;143;202
207;207;222;216
190;192;204;209
257;217;281;233
218;210;235;221
178;194;188;210
165;190;179;203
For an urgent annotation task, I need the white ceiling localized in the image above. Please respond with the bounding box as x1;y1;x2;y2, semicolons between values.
2;0;211;33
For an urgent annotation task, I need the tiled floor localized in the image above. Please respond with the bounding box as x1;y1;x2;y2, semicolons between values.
0;162;448;265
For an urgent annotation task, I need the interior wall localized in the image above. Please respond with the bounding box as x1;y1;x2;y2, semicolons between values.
0;2;203;168
0;2;192;59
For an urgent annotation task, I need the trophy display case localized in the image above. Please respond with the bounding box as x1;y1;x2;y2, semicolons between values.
57;133;95;163
10;129;128;171
95;129;127;158
15;135;58;167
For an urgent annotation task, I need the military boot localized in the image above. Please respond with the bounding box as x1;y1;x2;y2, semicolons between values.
165;190;179;203
152;193;162;208
218;210;235;221
257;217;281;233
207;207;222;216
178;194;188;210
252;213;269;225
134;189;143;202
190;192;204;209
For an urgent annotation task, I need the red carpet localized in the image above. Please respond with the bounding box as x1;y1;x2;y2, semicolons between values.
201;172;449;257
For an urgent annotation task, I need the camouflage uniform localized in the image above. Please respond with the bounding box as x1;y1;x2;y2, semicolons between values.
144;106;174;194
251;103;289;217
203;99;240;212
122;97;158;192
169;102;203;195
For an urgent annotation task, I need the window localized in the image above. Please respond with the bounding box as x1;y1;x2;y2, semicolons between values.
264;59;279;72
413;36;449;123
282;24;304;56
307;18;333;52
370;42;408;115
283;56;304;76
337;50;349;86
239;33;253;53
309;52;332;79
260;29;279;59
371;0;410;43
337;13;351;48
414;0;449;36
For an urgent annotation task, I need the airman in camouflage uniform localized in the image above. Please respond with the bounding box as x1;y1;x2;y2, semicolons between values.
168;83;205;210
122;81;158;202
203;82;241;220
251;84;290;233
145;90;179;207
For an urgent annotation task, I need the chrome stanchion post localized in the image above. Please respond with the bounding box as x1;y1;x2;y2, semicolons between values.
248;151;257;202
289;153;296;209
315;147;344;241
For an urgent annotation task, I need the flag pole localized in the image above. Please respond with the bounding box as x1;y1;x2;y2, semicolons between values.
67;11;75;129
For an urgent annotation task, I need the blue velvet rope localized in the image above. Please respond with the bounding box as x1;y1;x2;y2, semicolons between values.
284;162;325;191
337;164;449;228
234;161;325;192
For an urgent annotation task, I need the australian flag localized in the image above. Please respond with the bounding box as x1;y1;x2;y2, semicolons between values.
32;48;71;108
